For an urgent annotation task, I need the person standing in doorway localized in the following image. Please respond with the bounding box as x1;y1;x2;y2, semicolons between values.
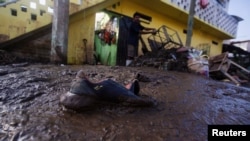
126;12;157;66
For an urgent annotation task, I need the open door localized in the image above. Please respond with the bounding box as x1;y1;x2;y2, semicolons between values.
116;16;132;66
94;12;119;66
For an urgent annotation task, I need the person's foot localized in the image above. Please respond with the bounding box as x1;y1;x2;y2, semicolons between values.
125;79;140;95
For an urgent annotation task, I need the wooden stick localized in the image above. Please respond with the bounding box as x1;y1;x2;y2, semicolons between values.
229;60;250;74
222;71;240;85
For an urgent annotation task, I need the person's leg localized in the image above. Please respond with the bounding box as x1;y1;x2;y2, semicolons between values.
95;79;155;107
127;44;135;66
125;79;140;95
135;44;138;57
75;69;141;96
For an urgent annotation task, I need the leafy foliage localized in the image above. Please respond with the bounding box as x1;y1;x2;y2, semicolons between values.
0;0;6;4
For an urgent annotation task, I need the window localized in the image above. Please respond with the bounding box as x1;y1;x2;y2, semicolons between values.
31;13;37;20
39;0;46;5
212;41;218;45
11;9;17;16
183;29;187;34
30;2;36;9
21;5;27;12
48;7;53;13
40;9;46;16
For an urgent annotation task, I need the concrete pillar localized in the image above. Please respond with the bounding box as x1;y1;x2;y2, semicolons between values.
51;0;69;64
185;0;195;47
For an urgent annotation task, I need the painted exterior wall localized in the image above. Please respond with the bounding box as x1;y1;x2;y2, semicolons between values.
68;13;96;64
67;0;120;65
69;0;106;15
0;0;109;43
0;0;119;64
0;0;241;65
0;0;53;41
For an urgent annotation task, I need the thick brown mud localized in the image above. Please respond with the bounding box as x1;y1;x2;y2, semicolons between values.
0;64;249;141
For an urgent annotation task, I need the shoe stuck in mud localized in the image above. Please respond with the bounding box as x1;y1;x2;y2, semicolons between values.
60;70;157;111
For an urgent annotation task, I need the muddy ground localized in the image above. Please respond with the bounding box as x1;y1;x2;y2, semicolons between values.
0;63;250;141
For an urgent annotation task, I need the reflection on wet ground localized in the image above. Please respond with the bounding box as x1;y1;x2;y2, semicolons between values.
0;63;249;141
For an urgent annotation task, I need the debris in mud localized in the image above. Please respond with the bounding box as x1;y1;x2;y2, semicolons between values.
0;50;16;65
11;62;29;67
209;52;250;86
129;45;250;87
129;47;189;72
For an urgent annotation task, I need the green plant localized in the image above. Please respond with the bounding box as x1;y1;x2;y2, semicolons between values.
0;0;6;4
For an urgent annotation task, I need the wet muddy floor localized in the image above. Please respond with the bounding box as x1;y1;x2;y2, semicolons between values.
0;63;250;141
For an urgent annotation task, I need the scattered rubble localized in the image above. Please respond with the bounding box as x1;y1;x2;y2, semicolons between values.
0;50;16;65
130;46;250;87
209;52;250;85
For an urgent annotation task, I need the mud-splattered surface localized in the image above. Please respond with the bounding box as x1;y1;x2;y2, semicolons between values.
0;63;250;141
